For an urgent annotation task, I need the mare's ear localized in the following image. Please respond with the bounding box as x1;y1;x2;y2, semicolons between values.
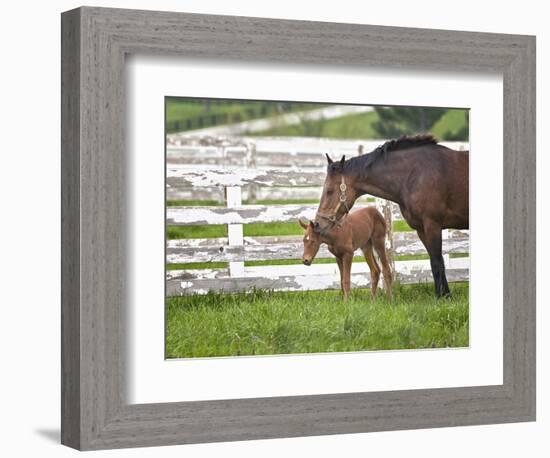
339;155;346;168
298;218;309;230
325;153;333;165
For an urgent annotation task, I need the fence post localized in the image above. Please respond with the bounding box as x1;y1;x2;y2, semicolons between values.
245;141;258;203
225;186;245;277
219;144;226;167
375;198;395;284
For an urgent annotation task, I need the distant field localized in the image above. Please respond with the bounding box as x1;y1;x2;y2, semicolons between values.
248;108;468;141
166;282;469;358
248;110;379;139
166;98;328;133
167;98;468;141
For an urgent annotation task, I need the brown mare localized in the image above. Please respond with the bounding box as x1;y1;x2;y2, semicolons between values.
315;135;468;298
300;207;393;300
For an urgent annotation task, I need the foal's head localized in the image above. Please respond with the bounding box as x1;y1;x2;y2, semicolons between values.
315;154;358;234
299;219;322;266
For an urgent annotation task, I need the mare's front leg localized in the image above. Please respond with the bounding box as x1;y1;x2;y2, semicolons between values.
341;253;353;300
418;221;450;298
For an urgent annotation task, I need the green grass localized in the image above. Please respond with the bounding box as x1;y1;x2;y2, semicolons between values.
166;222;309;240
166;199;223;207
167;219;412;241
245;222;302;237
393;220;413;232
167;225;227;239
166;282;469;358
166;99;236;123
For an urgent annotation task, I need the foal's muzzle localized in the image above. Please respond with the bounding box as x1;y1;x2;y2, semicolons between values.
303;258;312;266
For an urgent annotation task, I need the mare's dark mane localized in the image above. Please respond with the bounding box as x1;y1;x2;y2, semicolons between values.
338;134;439;178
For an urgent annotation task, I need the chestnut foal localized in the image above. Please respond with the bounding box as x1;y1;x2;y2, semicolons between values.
300;207;393;300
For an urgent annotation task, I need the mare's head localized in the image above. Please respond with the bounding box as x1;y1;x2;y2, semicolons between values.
315;154;358;234
299;219;322;266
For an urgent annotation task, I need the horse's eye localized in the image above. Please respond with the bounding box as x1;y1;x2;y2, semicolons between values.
327;190;334;196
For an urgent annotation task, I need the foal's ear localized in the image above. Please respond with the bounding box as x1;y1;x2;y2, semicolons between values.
339;155;346;168
298;218;309;230
325;153;333;165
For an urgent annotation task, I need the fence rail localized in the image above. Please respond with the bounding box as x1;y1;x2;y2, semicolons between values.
167;203;357;226
166;138;468;201
167;167;324;188
167;232;469;264
166;263;470;296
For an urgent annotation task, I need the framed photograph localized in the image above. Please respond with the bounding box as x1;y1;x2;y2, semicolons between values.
61;6;536;450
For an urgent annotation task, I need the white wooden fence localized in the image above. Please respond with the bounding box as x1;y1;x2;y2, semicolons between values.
166;167;469;296
166;136;468;202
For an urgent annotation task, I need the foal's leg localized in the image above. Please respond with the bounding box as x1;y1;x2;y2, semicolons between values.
362;241;380;298
341;253;353;300
372;235;393;300
336;257;344;295
418;221;450;298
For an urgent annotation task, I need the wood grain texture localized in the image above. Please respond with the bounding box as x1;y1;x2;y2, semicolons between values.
167;166;328;187
61;6;536;450
166;235;468;263
61;8;81;450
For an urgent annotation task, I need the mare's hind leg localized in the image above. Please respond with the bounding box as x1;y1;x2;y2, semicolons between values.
372;234;393;300
362;241;380;299
417;221;450;298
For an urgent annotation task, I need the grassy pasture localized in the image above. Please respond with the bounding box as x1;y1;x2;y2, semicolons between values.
166;282;469;358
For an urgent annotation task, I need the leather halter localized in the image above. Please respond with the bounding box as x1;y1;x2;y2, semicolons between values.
315;175;350;228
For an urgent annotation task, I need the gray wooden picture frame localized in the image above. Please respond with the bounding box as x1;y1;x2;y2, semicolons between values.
61;6;536;451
